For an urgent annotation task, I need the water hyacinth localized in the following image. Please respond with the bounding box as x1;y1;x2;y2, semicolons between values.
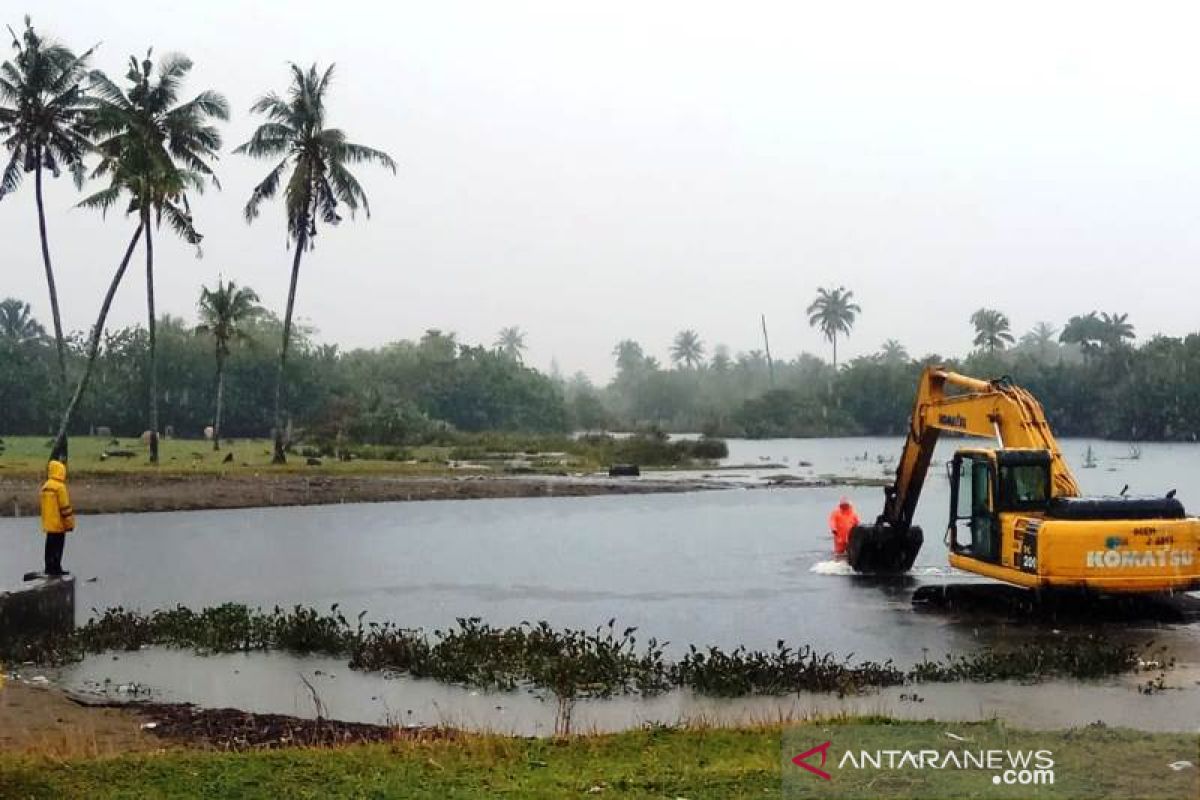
0;604;1159;701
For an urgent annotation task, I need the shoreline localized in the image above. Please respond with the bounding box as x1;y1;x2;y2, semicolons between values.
0;473;732;517
0;471;886;517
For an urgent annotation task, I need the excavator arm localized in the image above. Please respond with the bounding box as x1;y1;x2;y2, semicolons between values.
849;366;1081;572
882;368;1081;530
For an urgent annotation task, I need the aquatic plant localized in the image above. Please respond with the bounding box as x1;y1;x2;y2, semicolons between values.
0;604;1171;702
674;642;905;697
908;636;1154;683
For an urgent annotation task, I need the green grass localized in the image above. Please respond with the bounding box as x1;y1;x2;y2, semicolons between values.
3;726;775;799
0;433;723;479
0;721;1194;799
0;435;483;479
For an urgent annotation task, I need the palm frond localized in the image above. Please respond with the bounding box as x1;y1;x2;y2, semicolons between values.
158;197;201;247
332;138;397;172
87;69;132;109
328;160;368;217
76;184;122;214
0;148;24;197
243;156;289;222
170;89;230;122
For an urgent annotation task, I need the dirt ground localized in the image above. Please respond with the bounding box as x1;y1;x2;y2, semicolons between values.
0;680;440;755
0;473;714;517
0;680;161;757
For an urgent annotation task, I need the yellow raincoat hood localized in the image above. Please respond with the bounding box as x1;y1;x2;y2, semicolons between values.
47;460;66;482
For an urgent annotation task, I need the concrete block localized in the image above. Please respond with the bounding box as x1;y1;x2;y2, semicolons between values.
0;576;75;640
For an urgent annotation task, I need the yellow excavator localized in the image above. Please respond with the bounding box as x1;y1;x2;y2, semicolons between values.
848;366;1200;594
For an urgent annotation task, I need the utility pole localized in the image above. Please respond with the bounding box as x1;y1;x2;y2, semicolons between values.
761;314;775;387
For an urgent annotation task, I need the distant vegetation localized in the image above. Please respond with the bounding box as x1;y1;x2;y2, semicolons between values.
1;297;1198;445
595;308;1200;442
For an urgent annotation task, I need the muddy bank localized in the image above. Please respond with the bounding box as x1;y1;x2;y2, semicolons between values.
0;473;723;516
107;699;444;751
0;680;439;754
0;680;159;756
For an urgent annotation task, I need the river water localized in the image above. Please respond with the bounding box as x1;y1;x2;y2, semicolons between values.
2;436;1198;734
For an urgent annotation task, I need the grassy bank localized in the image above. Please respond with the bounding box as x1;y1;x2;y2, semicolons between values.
0;725;778;799
0;720;1195;799
0;435;459;477
0;433;726;479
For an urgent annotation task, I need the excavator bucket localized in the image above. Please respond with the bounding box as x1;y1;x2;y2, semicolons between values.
847;523;923;573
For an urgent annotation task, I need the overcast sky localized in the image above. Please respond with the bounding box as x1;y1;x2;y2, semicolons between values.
6;1;1200;380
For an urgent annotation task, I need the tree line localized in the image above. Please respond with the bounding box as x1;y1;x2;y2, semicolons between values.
5;290;1199;444
0;298;567;445
594;300;1200;442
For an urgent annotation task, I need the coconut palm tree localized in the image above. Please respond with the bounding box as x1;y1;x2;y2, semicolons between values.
49;222;144;461
710;344;731;372
1060;312;1105;357
83;50;227;463
235;63;396;463
670;329;705;369
418;328;457;362
879;339;908;364
1020;321;1058;363
612;340;645;375
806;286;860;369
495;326;526;361
196;279;261;450
0;297;45;343
1099;312;1135;349
970;308;1015;354
0;17;95;455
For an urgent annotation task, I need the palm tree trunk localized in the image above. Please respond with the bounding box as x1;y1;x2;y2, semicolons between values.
832;335;838;371
272;234;306;464
145;211;159;464
35;163;69;460
50;224;145;462
213;348;225;451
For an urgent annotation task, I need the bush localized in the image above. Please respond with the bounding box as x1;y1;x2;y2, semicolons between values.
685;436;729;460
346;400;439;446
343;444;413;462
733;389;861;438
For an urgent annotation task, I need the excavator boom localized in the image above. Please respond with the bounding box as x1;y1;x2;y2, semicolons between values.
882;368;1080;530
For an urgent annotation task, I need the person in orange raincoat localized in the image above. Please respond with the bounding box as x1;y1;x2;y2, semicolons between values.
828;496;860;556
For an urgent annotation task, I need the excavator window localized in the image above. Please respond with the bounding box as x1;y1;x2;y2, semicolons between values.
994;451;1052;512
949;455;1000;562
998;464;1049;510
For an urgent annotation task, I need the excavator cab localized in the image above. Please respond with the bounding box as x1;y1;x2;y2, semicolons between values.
948;449;1052;564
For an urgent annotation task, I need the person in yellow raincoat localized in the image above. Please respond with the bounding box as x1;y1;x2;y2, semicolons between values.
40;460;75;576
